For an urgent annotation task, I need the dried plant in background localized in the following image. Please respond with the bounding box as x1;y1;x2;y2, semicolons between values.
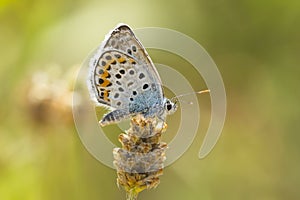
23;65;78;125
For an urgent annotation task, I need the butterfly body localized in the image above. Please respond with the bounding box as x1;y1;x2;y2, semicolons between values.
88;24;177;126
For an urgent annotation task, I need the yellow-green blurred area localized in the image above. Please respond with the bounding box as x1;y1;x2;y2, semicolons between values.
1;0;300;199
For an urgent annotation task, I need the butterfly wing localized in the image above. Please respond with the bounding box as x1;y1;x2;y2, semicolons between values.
88;24;164;113
103;24;163;86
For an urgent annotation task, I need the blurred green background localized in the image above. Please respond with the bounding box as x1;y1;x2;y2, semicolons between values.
1;0;300;199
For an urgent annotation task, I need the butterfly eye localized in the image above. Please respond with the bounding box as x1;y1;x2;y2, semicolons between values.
165;100;172;111
167;104;172;111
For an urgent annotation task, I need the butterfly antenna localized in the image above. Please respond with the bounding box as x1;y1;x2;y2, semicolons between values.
171;89;210;105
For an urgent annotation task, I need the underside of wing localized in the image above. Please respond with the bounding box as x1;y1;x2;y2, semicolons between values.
88;24;164;111
90;50;163;111
104;24;163;88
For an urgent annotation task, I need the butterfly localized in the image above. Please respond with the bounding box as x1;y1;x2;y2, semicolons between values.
88;24;177;126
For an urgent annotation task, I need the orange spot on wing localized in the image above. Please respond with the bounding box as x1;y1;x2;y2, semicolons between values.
118;57;126;63
103;90;110;101
102;70;109;78
129;58;136;64
98;62;112;87
100;79;111;87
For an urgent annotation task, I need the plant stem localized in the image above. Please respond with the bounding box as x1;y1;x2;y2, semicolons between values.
127;189;138;200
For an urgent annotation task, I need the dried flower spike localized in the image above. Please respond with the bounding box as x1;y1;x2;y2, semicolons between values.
113;115;168;200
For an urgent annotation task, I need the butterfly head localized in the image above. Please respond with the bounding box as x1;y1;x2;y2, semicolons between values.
164;98;177;115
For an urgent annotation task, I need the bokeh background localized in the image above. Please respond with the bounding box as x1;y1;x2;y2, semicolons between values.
1;0;300;199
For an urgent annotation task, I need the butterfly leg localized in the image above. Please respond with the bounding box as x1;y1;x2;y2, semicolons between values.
100;109;131;126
